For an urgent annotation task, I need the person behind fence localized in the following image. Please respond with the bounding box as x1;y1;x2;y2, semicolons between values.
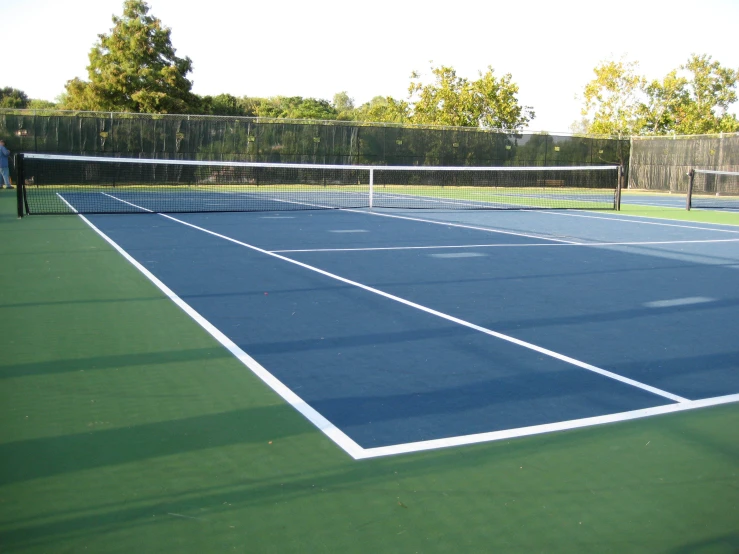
0;140;11;189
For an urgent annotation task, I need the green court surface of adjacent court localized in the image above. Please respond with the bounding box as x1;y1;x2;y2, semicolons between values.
0;191;737;554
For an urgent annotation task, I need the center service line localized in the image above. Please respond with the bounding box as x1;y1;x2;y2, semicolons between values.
101;193;688;404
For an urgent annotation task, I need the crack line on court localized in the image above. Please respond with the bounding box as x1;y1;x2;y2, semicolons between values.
99;193;689;405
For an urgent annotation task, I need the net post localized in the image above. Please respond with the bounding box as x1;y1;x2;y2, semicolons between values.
369;168;374;209
615;165;623;211
686;169;694;211
15;153;25;218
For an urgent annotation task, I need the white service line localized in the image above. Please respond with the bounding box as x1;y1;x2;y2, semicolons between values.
269;197;582;244
101;192;688;405
347;208;582;244
271;237;739;254
538;210;739;234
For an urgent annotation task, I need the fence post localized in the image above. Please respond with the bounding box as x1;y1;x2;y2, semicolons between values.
686;169;694;210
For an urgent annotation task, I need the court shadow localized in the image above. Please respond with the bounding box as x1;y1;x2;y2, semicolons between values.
487;297;739;332
0;403;312;487
668;533;739;554
244;325;474;356
309;365;658;440
0;347;233;380
0;294;164;309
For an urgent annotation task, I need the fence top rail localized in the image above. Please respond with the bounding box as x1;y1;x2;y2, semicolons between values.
632;132;739;141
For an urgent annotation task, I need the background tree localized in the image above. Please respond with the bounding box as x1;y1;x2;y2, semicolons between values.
579;54;739;136
354;96;410;123
198;93;255;117
639;70;690;135
408;66;533;130
27;99;58;109
580;59;645;137
332;92;355;120
672;54;739;134
0;87;29;109
252;97;338;120
61;0;198;113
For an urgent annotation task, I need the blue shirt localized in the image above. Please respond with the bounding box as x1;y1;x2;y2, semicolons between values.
0;146;9;169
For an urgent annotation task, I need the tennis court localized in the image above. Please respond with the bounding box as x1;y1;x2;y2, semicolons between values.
50;186;739;458
1;181;738;552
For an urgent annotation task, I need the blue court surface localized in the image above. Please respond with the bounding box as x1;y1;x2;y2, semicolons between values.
78;204;739;459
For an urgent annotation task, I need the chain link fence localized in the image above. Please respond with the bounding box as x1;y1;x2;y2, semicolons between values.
0;110;629;183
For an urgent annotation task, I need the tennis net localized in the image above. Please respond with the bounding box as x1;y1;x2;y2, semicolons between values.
17;154;621;216
687;169;739;210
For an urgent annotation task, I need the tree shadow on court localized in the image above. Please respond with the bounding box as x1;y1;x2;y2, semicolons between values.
3;408;736;553
308;366;661;447
0;294;166;310
607;350;739;399
243;324;475;356
0;347;233;380
668;533;739;554
486;297;739;333
0;404;313;488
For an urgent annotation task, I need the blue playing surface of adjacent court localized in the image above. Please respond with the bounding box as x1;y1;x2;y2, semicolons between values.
81;205;739;456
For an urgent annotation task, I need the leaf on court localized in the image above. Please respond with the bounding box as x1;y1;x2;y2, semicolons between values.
397;500;408;509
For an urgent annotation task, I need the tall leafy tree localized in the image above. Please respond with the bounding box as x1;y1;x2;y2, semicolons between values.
580;59;645;137
62;0;197;113
640;70;690;135
672;54;739;134
579;55;739;136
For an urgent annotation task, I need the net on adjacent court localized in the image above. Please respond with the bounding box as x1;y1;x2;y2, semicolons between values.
17;154;620;216
687;169;739;210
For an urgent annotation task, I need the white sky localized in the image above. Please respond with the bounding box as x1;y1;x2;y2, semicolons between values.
5;0;739;133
